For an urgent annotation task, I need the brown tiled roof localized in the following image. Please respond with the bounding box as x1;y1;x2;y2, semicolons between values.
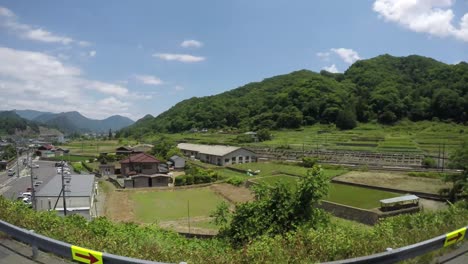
120;152;160;164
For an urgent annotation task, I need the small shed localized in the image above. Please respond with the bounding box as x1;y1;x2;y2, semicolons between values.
116;146;133;156
168;155;185;170
99;164;115;176
380;195;419;212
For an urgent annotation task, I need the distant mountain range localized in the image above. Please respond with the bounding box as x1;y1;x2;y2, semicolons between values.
14;110;134;134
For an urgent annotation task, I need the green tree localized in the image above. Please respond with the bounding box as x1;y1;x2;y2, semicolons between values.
335;109;357;130
256;129;271;142
218;166;329;245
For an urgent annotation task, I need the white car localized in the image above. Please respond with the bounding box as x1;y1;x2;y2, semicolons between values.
33;164;39;168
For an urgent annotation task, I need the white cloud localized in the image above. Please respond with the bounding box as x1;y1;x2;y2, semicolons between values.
78;41;92;47
330;48;361;64
153;53;205;63
89;50;96;57
0;6;90;45
373;0;468;42
322;64;340;73
134;74;163;86
180;39;203;48
0;46;150;119
174;85;184;91
316;51;330;60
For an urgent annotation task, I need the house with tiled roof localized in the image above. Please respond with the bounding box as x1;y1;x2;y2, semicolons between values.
119;152;162;176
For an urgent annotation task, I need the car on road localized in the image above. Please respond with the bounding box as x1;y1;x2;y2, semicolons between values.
33;181;43;187
7;169;15;176
26;187;32;192
32;164;39;168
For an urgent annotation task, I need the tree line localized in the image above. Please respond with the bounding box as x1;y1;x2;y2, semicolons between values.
118;54;468;138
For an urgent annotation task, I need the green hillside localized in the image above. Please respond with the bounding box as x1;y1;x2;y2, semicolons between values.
119;54;468;138
0;111;40;135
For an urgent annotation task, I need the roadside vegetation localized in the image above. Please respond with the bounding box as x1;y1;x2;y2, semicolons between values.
0;189;466;263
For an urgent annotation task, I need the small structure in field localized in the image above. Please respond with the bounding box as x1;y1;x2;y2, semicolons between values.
379;195;419;212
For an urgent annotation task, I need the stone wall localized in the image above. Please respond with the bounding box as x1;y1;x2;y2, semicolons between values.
317;200;380;225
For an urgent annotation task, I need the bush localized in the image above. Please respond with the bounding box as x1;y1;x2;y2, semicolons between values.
336;110;357;130
422;157;437;168
302;157;318;168
226;176;245;186
257;129;272;142
174;176;186;186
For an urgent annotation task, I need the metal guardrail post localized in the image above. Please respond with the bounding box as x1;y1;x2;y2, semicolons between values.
29;230;38;260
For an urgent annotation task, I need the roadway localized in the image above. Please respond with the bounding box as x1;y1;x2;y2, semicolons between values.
0;159;60;202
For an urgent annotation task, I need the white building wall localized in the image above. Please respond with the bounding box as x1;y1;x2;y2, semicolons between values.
36;196;92;211
221;149;256;166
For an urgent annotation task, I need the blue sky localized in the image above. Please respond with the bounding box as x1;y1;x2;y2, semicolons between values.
0;0;467;120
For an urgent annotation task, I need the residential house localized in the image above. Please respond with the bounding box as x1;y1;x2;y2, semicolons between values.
120;152;162;177
131;144;154;153
36;144;55;158
115;146;133;156
177;143;257;166
168;155;185;170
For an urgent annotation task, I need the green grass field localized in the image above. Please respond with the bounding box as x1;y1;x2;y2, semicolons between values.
327;183;400;209
253;175;399;209
130;188;226;222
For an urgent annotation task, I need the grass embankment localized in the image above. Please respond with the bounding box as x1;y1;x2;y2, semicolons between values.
48;155;95;162
0;196;466;263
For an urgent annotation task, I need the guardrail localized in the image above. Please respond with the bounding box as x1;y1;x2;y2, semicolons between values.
323;226;467;264
0;219;465;264
0;220;178;264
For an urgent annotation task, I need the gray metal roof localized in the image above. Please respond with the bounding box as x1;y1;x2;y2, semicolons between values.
380;195;419;205
177;143;253;157
36;174;95;197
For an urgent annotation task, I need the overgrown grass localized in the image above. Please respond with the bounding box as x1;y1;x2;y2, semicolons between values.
231;162;348;178
0;196;466;263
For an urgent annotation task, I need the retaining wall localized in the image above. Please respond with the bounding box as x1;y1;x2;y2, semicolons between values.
317;200;380;225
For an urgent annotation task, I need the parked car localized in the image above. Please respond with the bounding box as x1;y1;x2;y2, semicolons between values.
33;181;43;187
26;187;32;192
7;169;15;176
33;164;39;168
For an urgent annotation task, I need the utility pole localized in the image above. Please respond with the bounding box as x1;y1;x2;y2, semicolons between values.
442;143;446;172
61;162;67;216
187;200;191;235
15;142;20;178
28;149;36;210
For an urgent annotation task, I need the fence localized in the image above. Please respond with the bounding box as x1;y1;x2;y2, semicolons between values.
0;219;466;264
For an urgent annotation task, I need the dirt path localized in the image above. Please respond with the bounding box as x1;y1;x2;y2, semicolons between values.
335;171;451;194
210;183;254;204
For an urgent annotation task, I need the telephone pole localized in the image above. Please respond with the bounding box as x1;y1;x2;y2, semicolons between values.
28;149;36;210
61;162;67;216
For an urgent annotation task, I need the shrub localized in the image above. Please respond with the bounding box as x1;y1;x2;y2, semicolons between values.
185;175;194;185
174;176;186;186
302;157;318;168
226;176;244;186
422;157;437;168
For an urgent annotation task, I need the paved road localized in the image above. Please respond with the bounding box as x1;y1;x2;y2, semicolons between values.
1;160;60;202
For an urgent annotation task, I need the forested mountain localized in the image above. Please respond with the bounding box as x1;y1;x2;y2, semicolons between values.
31;111;135;133
119;54;468;137
0;111;40;135
14;109;52;120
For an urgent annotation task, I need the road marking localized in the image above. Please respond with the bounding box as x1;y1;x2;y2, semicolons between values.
444;227;466;247
71;245;103;264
